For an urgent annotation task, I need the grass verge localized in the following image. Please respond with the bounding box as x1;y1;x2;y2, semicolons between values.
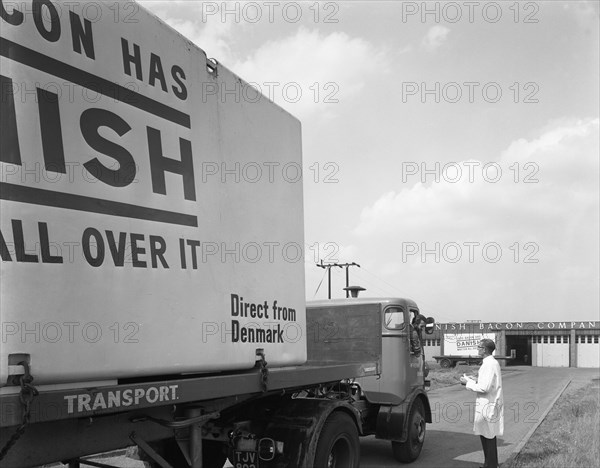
427;361;481;391
502;377;600;468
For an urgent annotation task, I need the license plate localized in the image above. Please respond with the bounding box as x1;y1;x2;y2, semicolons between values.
233;450;259;468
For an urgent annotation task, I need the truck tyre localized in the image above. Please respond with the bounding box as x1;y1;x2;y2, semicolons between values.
313;412;360;468
439;358;452;368
391;399;426;463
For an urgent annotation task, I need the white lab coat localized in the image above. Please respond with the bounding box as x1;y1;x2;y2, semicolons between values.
465;355;504;438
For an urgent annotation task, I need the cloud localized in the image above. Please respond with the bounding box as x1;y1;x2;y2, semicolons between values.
355;118;598;238
351;118;599;321
232;27;390;119
564;1;600;28
168;18;233;62
139;4;390;120
140;1;235;62
422;26;450;51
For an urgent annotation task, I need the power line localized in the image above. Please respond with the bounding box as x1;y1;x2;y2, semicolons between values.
313;268;327;298
351;269;396;297
359;266;452;322
316;260;360;299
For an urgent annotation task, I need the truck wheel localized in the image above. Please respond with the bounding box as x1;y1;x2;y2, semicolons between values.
391;399;426;463
313;412;360;468
439;358;452;368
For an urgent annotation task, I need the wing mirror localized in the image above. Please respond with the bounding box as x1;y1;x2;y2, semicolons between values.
424;317;435;335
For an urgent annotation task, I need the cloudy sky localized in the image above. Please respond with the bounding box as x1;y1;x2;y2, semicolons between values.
142;1;599;323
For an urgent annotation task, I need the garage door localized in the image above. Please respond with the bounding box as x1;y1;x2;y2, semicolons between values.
532;335;569;367
423;339;441;361
576;335;600;368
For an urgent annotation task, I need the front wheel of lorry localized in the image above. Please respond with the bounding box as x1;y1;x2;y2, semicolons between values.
313;412;360;468
391;399;426;463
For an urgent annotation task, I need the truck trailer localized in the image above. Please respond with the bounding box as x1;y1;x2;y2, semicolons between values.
432;332;510;368
1;298;434;467
0;2;434;466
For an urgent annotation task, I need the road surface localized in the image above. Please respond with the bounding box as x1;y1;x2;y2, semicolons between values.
360;366;599;467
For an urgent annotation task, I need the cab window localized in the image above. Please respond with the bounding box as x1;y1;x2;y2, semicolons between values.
384;307;406;330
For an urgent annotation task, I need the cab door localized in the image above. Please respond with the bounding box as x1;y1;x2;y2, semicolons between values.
407;307;425;390
360;303;415;400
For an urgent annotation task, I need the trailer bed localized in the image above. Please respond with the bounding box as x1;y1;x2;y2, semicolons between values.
0;360;379;427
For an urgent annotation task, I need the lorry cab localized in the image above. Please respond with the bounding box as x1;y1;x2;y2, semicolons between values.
306;297;434;463
307;297;429;401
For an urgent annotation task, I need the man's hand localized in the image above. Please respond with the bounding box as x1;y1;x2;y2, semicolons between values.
459;375;470;386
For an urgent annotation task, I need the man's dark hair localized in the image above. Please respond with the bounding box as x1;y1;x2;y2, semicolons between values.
480;338;496;354
413;314;426;325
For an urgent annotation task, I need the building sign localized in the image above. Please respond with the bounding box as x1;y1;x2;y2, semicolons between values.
437;322;598;332
444;333;496;355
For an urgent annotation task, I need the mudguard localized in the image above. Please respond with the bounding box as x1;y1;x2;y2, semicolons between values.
375;388;431;442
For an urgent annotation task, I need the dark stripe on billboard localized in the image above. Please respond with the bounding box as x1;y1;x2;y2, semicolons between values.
0;183;198;227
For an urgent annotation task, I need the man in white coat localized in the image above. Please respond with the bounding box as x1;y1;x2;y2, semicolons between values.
460;338;504;468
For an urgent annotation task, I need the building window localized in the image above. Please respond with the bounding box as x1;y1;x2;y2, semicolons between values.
595;336;599;344
543;336;548;343
564;336;569;344
588;336;593;344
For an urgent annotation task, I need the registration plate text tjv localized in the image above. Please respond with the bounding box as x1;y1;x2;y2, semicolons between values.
233;450;259;468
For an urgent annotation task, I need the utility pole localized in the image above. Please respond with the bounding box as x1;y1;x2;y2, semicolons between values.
316;260;360;299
